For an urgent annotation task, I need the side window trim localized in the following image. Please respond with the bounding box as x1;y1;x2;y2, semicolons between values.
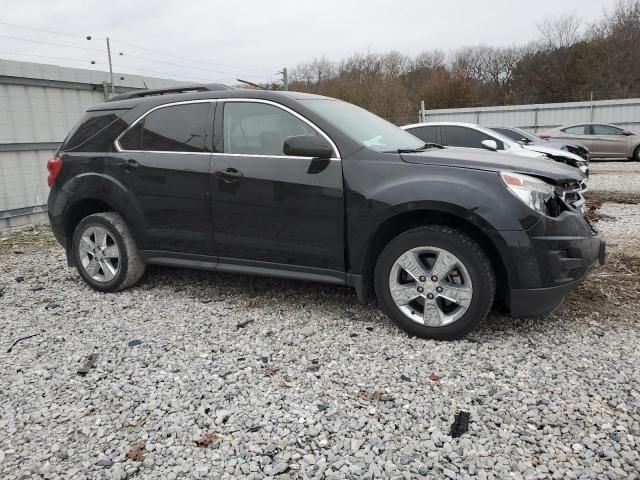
114;99;216;155
216;98;341;160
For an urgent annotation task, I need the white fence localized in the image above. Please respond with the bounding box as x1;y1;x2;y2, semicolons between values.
0;59;186;228
420;98;640;133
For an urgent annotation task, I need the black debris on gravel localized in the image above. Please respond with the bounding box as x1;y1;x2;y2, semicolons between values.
450;411;471;438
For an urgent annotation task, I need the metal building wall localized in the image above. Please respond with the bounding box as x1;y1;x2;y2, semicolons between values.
421;98;640;133
0;59;187;228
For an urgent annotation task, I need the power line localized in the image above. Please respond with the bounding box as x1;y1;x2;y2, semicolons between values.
110;38;275;73
120;52;257;78
0;34;103;52
0;51;99;64
0;21;88;39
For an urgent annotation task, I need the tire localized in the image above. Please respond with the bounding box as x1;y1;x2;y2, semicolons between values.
374;225;495;340
72;212;145;292
633;146;640;162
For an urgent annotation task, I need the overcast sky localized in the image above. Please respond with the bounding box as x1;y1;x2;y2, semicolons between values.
0;0;620;85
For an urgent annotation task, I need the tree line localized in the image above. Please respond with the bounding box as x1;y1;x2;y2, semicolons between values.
286;0;640;124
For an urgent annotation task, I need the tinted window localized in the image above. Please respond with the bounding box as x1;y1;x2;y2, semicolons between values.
139;103;210;152
492;127;522;142
407;126;438;143
592;124;624;135
223;102;318;156
62;110;126;151
443;126;501;149
562;125;587;135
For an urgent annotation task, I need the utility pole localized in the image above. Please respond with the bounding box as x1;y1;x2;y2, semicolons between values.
419;100;426;123
281;68;288;91
106;37;115;95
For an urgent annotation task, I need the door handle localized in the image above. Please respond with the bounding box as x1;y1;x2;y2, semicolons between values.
117;159;140;172
214;168;243;183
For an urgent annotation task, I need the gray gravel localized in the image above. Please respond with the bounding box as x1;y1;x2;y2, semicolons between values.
588;161;640;193
1;181;640;479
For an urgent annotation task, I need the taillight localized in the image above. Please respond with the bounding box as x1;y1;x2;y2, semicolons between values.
538;134;550;140
47;156;63;187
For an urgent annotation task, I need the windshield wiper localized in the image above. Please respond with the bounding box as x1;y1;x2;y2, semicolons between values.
395;142;445;153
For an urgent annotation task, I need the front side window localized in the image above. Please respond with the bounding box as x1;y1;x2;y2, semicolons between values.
443;126;503;150
562;125;587;135
592;124;624;135
407;126;438;144
223;102;318;156
119;102;210;152
299;99;424;153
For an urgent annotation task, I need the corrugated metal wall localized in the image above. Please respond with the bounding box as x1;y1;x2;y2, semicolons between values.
0;59;187;228
421;98;640;133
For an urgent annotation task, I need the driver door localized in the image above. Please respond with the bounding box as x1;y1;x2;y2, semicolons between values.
211;100;344;274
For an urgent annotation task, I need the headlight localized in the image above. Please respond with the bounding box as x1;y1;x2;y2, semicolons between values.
500;171;555;215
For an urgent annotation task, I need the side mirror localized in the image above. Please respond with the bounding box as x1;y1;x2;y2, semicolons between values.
481;139;498;152
520;137;531;144
283;135;333;159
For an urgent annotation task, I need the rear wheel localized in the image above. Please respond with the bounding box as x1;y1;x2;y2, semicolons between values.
374;225;495;340
72;212;145;292
633;146;640;162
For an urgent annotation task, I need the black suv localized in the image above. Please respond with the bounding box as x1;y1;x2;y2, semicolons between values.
47;85;605;339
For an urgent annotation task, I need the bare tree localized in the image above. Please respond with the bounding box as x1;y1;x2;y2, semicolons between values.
537;13;583;50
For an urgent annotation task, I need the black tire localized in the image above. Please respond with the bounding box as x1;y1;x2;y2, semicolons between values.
374;225;495;340
72;212;145;292
633;146;640;162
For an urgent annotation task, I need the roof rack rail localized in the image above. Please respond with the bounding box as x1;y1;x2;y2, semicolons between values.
108;83;233;102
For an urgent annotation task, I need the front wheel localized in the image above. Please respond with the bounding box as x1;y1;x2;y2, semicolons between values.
72;212;145;292
374;225;495;340
633;146;640;162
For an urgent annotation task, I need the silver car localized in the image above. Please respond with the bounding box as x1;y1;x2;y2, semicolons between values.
539;123;640;161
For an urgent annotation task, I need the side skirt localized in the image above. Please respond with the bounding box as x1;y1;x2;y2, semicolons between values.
141;251;354;287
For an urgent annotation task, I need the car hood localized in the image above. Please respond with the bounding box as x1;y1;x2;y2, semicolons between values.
522;144;585;163
400;147;584;184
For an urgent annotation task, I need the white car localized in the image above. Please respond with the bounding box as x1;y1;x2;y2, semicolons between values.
402;122;589;177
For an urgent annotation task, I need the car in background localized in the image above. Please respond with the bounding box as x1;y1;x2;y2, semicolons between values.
538;123;640;161
489;126;590;162
402;122;590;176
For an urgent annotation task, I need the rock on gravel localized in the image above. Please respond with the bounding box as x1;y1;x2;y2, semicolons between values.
1;196;640;479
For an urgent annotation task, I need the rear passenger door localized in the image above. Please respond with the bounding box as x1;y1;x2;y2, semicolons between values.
110;101;215;255
211;99;344;274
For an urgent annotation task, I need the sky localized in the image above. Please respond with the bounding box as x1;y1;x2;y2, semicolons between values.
0;0;620;86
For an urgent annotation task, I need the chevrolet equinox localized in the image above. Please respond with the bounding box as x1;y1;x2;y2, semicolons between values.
47;85;605;339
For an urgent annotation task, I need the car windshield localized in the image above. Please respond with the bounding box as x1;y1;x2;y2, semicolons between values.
299;99;425;152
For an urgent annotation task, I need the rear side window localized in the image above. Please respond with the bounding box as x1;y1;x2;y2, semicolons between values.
223;102;318;156
562;125;587;135
119;103;211;152
407;126;438;144
62;110;128;151
443;126;503;150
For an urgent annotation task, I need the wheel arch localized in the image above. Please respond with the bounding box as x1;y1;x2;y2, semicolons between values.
359;209;511;306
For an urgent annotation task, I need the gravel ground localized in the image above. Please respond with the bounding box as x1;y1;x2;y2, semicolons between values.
1;179;640;479
588;161;640;193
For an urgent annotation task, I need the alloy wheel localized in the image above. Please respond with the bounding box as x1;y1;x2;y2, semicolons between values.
388;246;473;327
78;226;121;282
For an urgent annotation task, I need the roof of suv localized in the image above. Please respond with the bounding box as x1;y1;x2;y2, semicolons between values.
90;86;334;111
